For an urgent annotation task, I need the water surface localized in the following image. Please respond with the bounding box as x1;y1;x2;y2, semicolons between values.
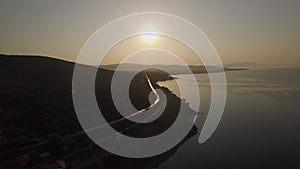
157;67;300;169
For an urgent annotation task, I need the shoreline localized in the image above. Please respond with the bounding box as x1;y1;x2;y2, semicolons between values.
0;55;200;169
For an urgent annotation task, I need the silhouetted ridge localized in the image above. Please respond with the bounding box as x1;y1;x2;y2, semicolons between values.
0;54;112;90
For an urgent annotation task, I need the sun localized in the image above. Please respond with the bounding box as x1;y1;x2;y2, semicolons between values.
141;26;158;44
142;32;158;43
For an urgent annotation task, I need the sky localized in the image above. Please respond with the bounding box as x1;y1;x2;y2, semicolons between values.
102;35;201;65
0;0;299;65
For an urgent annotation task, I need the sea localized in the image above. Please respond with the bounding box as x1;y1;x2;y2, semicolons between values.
156;67;300;169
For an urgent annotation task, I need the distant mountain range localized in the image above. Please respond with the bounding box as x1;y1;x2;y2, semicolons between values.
225;62;264;68
100;63;227;74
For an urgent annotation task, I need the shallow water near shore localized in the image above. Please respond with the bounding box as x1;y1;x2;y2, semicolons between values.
157;67;300;169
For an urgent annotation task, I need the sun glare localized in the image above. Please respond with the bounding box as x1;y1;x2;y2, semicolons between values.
141;26;158;43
142;32;158;43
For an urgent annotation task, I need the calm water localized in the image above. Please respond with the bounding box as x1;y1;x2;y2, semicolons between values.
157;67;300;169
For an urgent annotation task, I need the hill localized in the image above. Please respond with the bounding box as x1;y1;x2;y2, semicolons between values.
0;54;197;169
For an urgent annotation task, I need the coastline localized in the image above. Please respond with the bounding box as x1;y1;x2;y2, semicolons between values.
0;55;199;169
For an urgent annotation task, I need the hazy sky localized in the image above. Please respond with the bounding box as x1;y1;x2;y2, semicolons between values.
102;35;201;65
0;0;299;65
